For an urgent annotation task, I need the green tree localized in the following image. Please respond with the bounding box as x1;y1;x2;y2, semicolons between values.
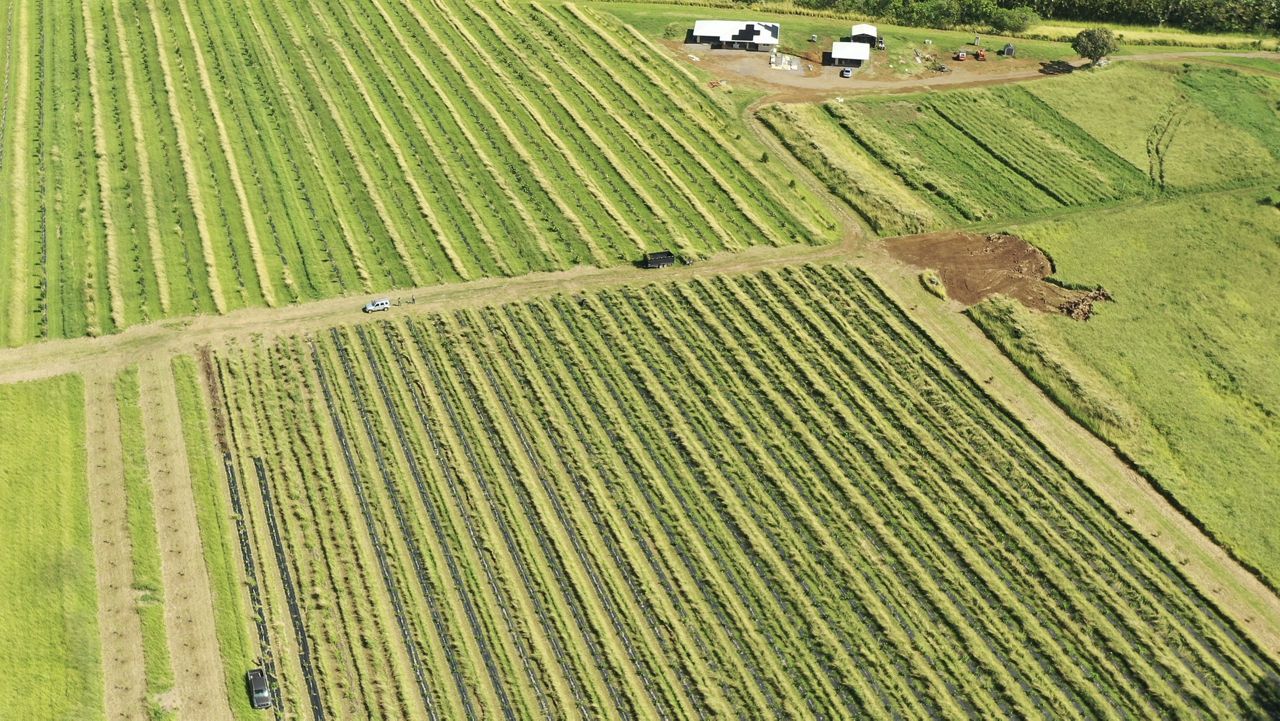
989;5;1041;31
1071;27;1118;65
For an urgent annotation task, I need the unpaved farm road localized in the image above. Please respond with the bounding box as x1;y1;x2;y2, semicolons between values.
696;48;1278;103
4;235;1280;667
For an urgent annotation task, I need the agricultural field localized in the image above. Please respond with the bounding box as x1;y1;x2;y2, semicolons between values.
763;62;1280;232
0;0;833;346
0;376;99;719
969;188;1280;592
198;266;1280;718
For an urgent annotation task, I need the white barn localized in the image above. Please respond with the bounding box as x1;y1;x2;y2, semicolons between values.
830;41;871;67
688;20;781;51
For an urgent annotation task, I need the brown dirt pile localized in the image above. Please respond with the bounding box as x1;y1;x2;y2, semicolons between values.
885;231;1108;318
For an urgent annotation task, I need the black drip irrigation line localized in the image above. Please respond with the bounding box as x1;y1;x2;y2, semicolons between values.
253;457;326;721
309;340;440;720
325;329;452;721
358;325;520;721
375;322;592;719
432;319;683;721
458;313;710;721
220;454;284;721
381;322;600;719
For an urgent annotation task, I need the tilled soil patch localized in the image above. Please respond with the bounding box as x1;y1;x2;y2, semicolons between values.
885;231;1108;317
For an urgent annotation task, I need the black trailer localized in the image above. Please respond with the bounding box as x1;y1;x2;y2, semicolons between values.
643;251;677;269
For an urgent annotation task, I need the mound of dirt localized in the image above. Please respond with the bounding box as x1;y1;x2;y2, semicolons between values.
885;231;1109;319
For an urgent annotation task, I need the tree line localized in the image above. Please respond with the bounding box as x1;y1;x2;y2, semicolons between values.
784;0;1279;36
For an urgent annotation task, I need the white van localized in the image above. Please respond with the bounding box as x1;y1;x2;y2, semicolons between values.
362;298;391;313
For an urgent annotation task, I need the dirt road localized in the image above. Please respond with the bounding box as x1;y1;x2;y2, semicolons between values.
684;45;1278;103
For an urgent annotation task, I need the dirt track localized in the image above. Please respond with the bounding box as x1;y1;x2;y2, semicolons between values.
680;44;1279;104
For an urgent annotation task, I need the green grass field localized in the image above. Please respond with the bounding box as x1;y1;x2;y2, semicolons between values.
0;376;100;719
203;267;1280;719
969;189;1280;590
765;62;1280;234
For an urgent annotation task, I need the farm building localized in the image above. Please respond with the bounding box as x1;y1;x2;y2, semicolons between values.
850;23;879;45
643;250;677;269
687;20;781;51
828;41;871;67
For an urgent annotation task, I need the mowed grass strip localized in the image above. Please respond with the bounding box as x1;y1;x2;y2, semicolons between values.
0;375;100;718
115;367;177;718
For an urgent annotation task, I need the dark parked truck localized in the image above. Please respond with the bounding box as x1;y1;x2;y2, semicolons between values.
246;668;272;710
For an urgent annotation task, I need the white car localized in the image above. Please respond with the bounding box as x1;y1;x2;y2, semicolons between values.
362;298;391;313
840;67;853;78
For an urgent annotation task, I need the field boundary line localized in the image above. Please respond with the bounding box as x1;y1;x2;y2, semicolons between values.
137;360;234;719
143;2;225;314
859;251;1280;664
108;0;170;314
168;0;276;307
81;1;126;331
85;371;149;720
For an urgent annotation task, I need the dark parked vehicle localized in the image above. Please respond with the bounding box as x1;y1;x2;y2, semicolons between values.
246;668;272;710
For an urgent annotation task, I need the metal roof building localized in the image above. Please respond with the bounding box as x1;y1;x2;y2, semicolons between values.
830;41;871;66
688;20;781;51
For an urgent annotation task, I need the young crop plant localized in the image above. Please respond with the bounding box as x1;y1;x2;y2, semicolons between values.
203;265;1280;719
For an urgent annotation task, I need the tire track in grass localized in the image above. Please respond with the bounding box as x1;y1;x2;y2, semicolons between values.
138;362;234;719
81;2;126;334
251;457;325;720
167;0;277;307
142;1;225;314
4;0;30;344
85;372;149;720
309;340;442;719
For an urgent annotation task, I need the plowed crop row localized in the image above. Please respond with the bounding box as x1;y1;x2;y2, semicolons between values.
205;266;1280;718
